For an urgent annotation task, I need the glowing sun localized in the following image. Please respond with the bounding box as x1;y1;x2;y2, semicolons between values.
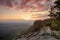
21;11;50;20
22;14;31;20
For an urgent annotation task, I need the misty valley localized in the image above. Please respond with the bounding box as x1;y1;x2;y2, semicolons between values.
0;22;31;40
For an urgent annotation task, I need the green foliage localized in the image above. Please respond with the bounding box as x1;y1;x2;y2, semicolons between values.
50;19;60;31
48;0;60;31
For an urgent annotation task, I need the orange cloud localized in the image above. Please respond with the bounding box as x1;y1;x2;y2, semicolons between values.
0;11;50;20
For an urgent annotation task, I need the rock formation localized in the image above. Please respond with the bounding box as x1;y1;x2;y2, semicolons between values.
13;19;60;40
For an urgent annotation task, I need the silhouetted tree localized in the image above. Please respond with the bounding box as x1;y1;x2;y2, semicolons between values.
49;0;60;31
49;0;60;19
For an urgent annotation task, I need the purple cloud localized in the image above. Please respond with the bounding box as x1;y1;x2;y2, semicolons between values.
0;0;57;11
0;0;13;7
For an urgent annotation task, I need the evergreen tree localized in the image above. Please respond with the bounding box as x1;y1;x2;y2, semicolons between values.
49;0;60;31
49;0;60;19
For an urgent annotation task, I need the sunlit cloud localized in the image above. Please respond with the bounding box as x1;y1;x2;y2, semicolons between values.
21;11;50;20
0;0;57;20
0;0;56;11
0;11;50;20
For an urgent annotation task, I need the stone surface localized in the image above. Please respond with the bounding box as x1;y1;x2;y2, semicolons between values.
13;27;60;40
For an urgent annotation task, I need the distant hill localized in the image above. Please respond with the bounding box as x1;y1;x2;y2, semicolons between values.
0;22;31;40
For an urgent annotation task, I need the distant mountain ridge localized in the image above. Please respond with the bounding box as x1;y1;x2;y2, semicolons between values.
0;22;31;40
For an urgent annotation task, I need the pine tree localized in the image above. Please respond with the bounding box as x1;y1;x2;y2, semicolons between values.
49;0;60;19
49;0;60;31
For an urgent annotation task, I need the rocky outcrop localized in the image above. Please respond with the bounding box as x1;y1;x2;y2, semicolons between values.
13;20;60;40
13;29;60;40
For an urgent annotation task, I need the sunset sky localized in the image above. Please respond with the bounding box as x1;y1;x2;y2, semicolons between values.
0;0;56;20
